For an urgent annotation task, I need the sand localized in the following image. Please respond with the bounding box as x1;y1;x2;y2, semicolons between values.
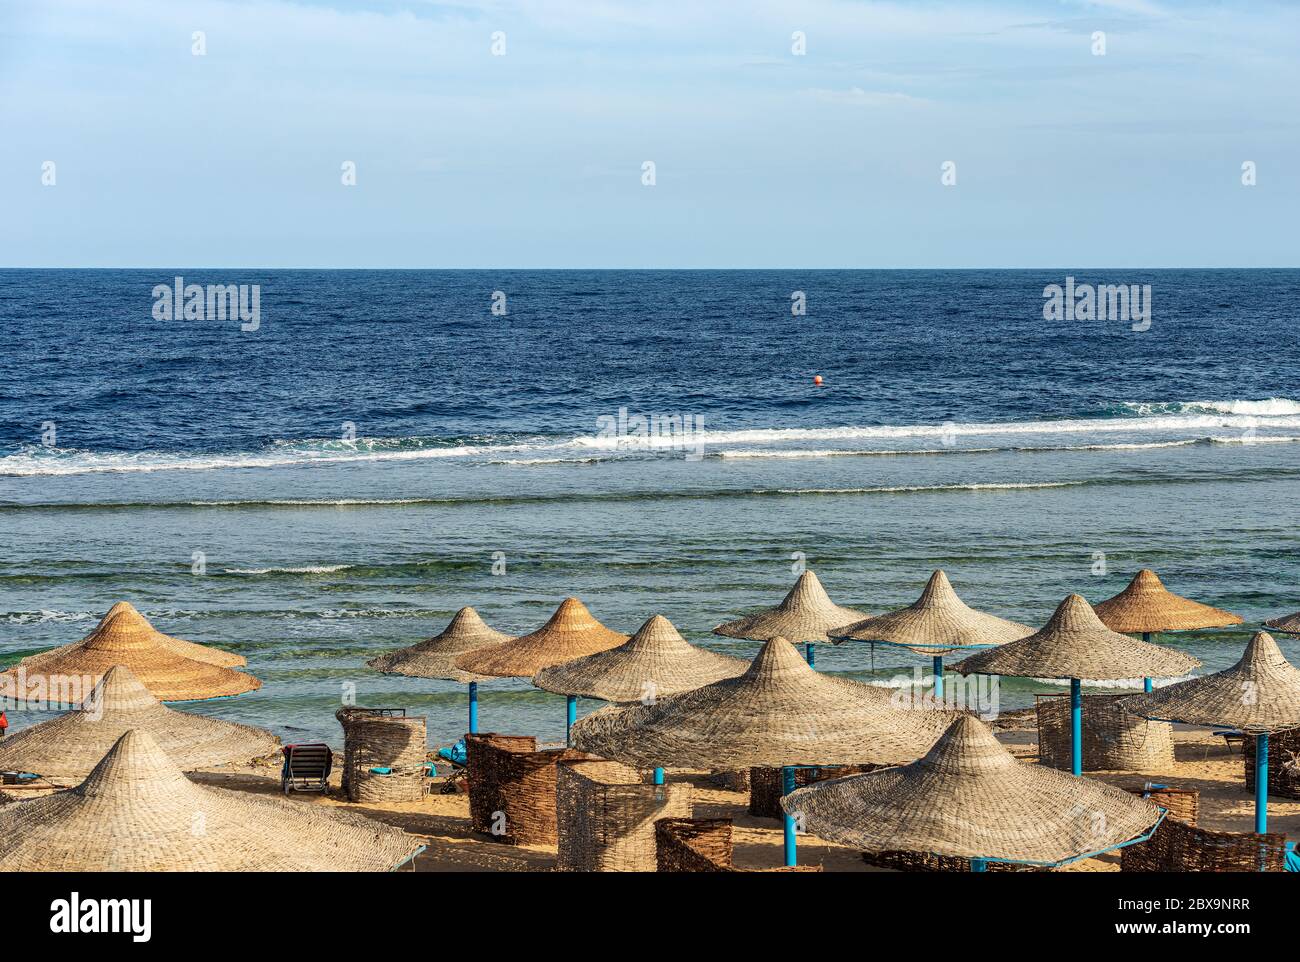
139;724;1290;872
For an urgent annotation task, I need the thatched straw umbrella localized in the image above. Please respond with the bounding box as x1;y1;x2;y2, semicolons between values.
573;636;955;865
0;730;423;871
534;614;746;781
1126;631;1300;836
783;715;1164;871
367;606;512;734
455;597;628;743
1263;610;1300;637
713;570;866;667
20;601;246;669
1;608;262;703
0;665;278;782
829;570;1031;699
953;595;1200;776
1093;569;1242;692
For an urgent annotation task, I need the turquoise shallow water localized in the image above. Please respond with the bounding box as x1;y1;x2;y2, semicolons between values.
1;270;1298;748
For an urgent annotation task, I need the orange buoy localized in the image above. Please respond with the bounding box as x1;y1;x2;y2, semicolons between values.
813;375;823;386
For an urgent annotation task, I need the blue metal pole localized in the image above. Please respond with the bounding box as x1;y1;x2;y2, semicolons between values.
805;642;815;667
566;695;577;745
653;767;665;785
467;681;479;734
932;656;944;700
782;765;798;867
970;858;988;873
1070;678;1083;776
1255;733;1268;835
1141;634;1153;694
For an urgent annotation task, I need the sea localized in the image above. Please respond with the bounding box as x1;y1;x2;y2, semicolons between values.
1;268;1297;748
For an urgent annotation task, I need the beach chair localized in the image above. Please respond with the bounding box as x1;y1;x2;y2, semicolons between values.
280;743;333;794
435;738;468;795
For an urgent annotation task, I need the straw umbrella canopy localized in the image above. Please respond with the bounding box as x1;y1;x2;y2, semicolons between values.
1124;630;1300;837
782;715;1163;867
830;570;1031;656
20;602;247;669
0;730;422;872
1263;610;1300;637
829;570;1031;699
0;665;279;782
0;612;262;703
953;594;1201;682
454;597;628;678
368;607;509;683
1125;631;1300;734
532;614;747;704
953;594;1200;777
713;570;866;667
574;635;956;867
572;636;955;770
1093;569;1242;635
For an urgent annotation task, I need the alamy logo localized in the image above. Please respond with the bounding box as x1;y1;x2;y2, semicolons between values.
595;407;705;461
1042;276;1152;331
50;892;151;943
152;276;261;331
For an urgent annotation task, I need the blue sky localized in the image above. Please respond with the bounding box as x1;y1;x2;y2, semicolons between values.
1;0;1296;267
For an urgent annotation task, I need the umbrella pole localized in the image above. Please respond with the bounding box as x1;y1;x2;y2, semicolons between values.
1070;678;1082;776
969;858;988;873
932;656;944;700
566;695;577;746
804;642;815;667
468;682;479;734
782;765;798;867
1255;733;1268;835
653;767;665;785
1141;634;1152;692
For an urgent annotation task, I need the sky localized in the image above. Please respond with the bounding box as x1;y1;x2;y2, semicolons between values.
0;0;1296;268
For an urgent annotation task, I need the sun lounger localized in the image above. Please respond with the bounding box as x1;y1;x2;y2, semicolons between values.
280;743;333;794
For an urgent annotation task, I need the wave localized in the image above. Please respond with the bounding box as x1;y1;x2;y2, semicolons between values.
1;398;1297;476
1118;398;1300;417
716;435;1300;461
3;609;97;625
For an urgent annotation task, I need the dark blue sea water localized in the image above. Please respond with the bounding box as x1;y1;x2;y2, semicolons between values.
2;269;1298;745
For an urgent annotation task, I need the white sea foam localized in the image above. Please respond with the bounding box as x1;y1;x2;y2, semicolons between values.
2;399;1297;476
3;610;97;625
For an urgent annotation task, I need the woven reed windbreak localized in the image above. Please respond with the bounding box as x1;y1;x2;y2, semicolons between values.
336;707;427;804
748;765;880;819
1119;819;1286;872
1125;786;1199;826
1243;727;1300;800
1093;569;1242;633
1035;693;1174;772
465;732;588;845
706;770;752;792
830;569;1030;655
556;759;692;871
713;570;866;645
654;818;821;873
